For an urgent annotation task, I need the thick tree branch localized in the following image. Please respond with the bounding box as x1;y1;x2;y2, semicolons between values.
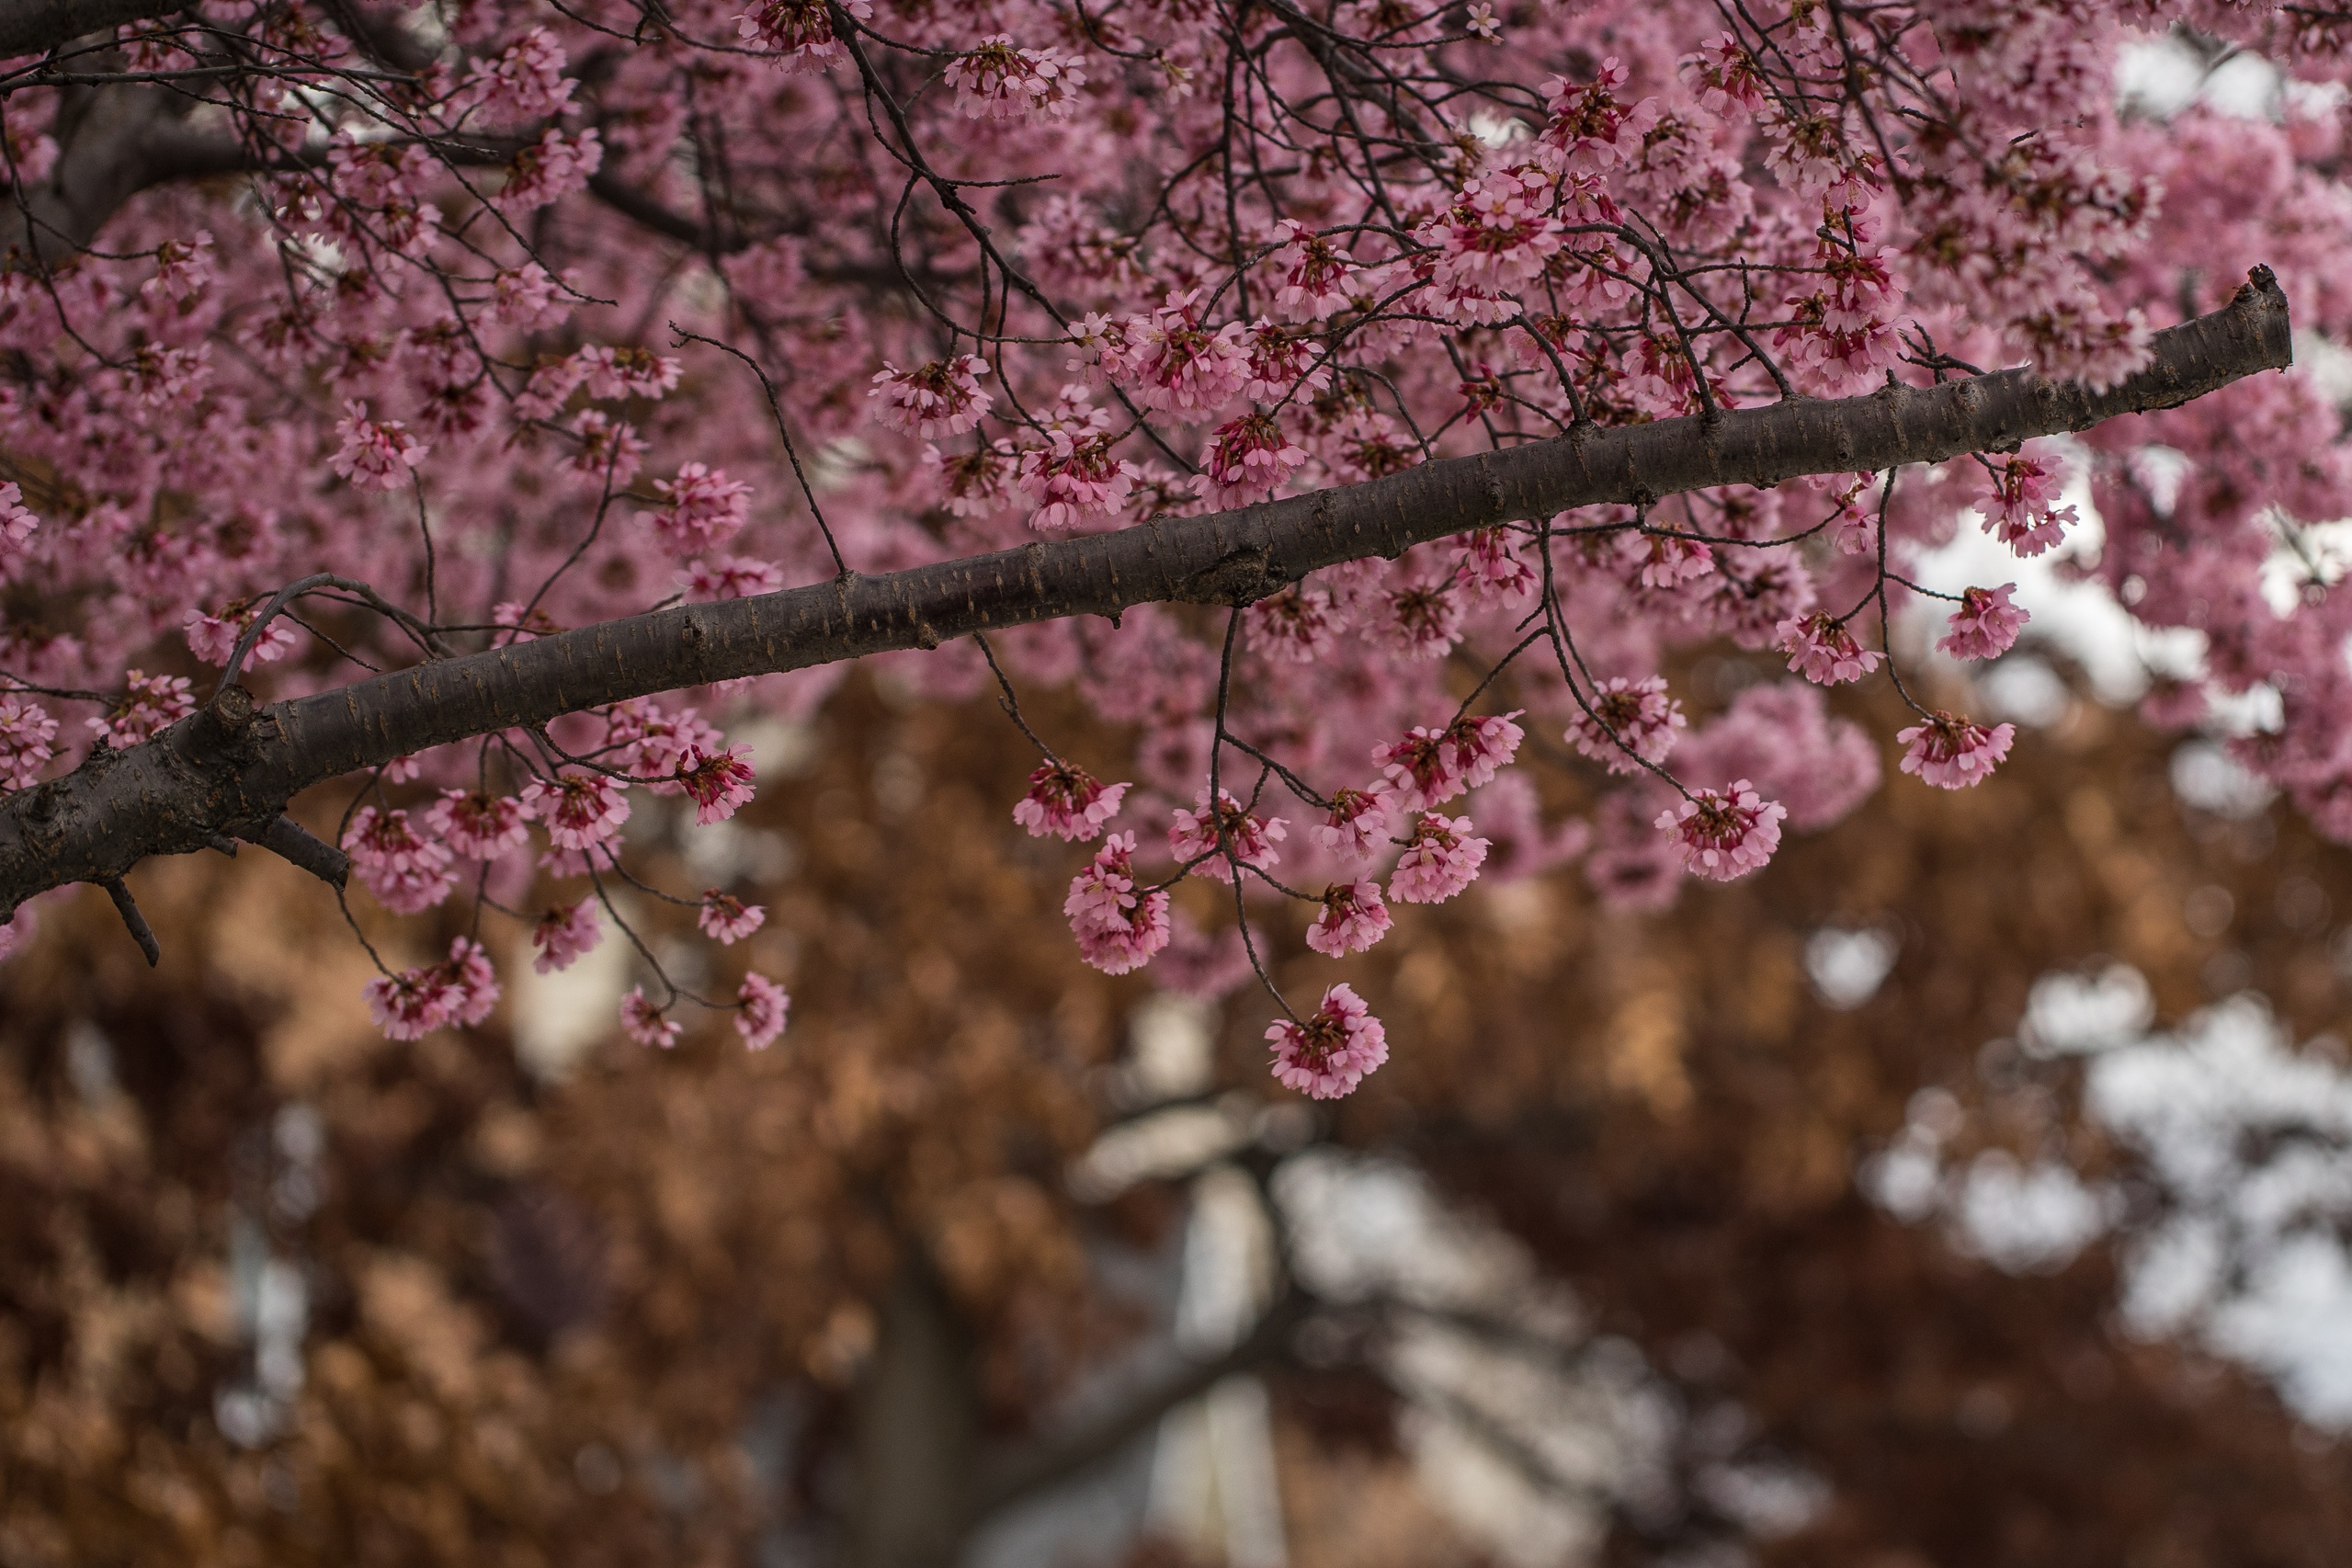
0;267;2293;923
0;0;186;60
961;1289;1308;1527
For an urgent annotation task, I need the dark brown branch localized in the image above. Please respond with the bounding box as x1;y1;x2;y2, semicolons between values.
0;267;2294;922
961;1290;1307;1525
0;0;186;60
99;874;158;965
235;815;349;888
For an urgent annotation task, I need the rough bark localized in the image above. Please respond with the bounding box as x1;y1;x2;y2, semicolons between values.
0;0;185;61
0;267;2294;923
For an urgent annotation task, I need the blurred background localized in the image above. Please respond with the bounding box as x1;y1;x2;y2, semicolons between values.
12;533;2352;1568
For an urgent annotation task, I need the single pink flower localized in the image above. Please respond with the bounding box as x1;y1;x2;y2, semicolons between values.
699;891;767;944
1563;676;1685;774
1775;610;1883;686
736;973;790;1050
1655;780;1787;882
1013;760;1130;842
521;771;631;853
1306;878;1392;956
1443;710;1524;791
1389;812;1490;904
531;900;603;973
331;400;426;491
676;744;756;824
0;697;57;790
1309;784;1395;861
620;986;681;1049
1266;983;1390;1100
1064;832;1172;974
869;356;993;439
1897;712;2016;790
424;790;529;860
344;805;458;915
1937;584;2028;660
1168;788;1287;882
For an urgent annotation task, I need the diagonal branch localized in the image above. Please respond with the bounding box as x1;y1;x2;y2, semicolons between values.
961;1288;1309;1526
0;267;2294;923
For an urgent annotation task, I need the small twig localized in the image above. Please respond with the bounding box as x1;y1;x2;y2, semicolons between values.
100;877;161;967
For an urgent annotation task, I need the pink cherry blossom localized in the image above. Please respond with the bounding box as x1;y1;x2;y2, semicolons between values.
0;482;36;559
1372;727;1461;812
1681;31;1765;115
1897;712;2017;790
1064;832;1172;975
364;937;500;1041
520;771;631;853
736;973;790;1049
1975;455;2074;558
570;410;647;486
4;0;2351;1077
1389;813;1490;904
1640;534;1715;589
1444;710;1524;792
737;0;869;72
646;463;752;558
1013;760;1129;842
1306;878;1392;957
699;891;767;944
143;231;214;303
364;966;451;1042
425;790;529;860
1267;983;1390;1101
869;356;993;439
1194;412;1307;507
1371;577;1464;661
330;400;426;491
582;345;681;402
1272;221;1355;322
944;36;1084;120
1656;781;1787;882
1244;584;1346;663
344;806;459;915
682;556;786;600
185;608;296;667
1458;528;1536;603
676;744;756;824
495;127;602;212
1017;428;1138;531
95;669;197;744
620;985;681;1048
1774;610;1883;686
1309;785;1395;861
1168;788;1287;882
0;698;57;790
1540;57;1659;176
532;900;603;973
460;28;574;124
1563;676;1686;774
1937;584;2029;661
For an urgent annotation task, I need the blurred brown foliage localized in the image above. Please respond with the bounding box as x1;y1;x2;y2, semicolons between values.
5;664;2352;1567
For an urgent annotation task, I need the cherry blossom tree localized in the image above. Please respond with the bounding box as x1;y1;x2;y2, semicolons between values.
0;0;2344;1092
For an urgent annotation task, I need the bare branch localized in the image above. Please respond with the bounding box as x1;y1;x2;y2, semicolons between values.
0;267;2293;923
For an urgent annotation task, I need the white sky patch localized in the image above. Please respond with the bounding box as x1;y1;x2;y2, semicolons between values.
2118;36;2282;121
1869;983;2352;1430
1903;469;2206;707
1804;926;1898;1010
